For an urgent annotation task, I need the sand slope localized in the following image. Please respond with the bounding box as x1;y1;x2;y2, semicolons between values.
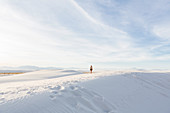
0;70;170;113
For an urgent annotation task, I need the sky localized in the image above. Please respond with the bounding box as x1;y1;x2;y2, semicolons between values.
0;0;170;70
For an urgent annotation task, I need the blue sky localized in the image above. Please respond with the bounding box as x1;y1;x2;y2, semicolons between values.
0;0;170;69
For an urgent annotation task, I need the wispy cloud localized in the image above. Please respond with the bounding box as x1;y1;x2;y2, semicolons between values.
152;23;170;40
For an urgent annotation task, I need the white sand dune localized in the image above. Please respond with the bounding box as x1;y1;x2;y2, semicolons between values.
0;70;170;113
0;70;82;83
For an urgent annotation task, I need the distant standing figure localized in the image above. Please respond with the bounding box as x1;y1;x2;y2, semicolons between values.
90;65;93;73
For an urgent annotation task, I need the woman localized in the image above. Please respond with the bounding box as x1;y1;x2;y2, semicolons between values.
90;65;93;74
